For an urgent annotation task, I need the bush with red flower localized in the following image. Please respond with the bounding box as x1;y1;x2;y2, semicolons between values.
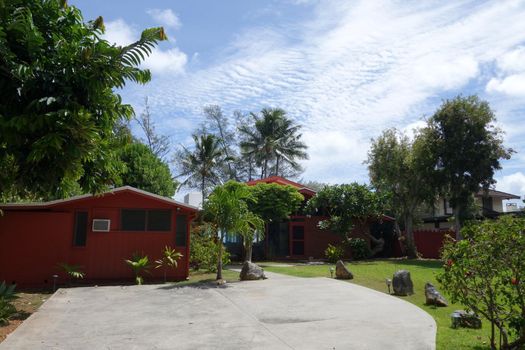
437;215;525;350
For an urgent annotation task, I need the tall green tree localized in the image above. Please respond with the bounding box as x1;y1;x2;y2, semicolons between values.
305;183;389;255
367;128;436;257
246;183;303;261
239;108;307;179
0;0;167;200
203;181;263;280
198;105;239;181
423;96;513;239
175;134;224;199
119;142;177;197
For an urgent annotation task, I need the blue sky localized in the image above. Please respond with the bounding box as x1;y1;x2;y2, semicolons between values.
72;0;525;202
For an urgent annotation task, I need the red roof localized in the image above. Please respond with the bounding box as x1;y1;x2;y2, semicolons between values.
246;176;316;196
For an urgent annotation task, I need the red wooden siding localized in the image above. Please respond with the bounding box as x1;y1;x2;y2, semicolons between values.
0;188;196;287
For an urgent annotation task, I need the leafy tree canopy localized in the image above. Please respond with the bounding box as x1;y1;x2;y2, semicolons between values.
0;0;166;200
438;216;525;349
422;95;513;236
248;183;304;223
119;142;177;197
305;183;388;237
367;128;436;256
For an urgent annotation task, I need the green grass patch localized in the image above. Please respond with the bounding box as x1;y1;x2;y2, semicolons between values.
262;259;491;350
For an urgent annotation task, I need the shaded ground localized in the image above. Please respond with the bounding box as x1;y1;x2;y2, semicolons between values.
1;271;435;349
0;291;50;343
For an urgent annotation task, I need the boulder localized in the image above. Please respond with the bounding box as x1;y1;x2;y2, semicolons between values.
392;270;414;296
451;310;482;329
335;260;353;280
240;261;266;281
425;282;448;307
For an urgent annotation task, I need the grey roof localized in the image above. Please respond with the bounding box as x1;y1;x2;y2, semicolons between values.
476;189;521;200
0;186;199;211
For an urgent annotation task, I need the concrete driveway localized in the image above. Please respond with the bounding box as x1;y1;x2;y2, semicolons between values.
1;272;436;349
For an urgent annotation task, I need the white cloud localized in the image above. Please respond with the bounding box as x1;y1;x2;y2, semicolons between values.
486;74;525;96
103;19;135;46
103;19;187;75
495;46;525;74
144;48;187;74
124;0;525;183
496;172;525;197
147;9;181;29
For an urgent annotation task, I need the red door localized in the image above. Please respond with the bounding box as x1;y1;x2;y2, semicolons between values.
290;223;305;256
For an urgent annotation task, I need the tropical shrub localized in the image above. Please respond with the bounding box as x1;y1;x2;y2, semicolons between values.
58;263;85;282
155;246;183;282
190;225;230;272
125;253;151;285
325;244;345;263
437;216;525;350
0;281;16;325
347;238;370;260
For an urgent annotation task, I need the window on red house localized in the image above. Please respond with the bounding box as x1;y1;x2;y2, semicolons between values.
121;209;172;231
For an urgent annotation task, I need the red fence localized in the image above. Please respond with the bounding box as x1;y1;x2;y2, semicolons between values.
393;230;454;259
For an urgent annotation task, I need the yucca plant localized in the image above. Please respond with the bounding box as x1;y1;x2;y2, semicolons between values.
0;281;17;326
125;253;150;285
155;246;183;283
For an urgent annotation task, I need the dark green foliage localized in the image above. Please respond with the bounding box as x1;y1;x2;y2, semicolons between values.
438;216;525;349
346;238;370;260
0;0;166;199
423;95;513;236
190;225;231;272
306;183;388;237
175;134;225;199
324;244;345;263
248;183;304;222
119;142;177;197
239;108;307;178
0;281;16;325
367;128;436;257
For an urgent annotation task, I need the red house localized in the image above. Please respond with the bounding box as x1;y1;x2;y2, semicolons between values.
0;186;198;287
245;176;393;260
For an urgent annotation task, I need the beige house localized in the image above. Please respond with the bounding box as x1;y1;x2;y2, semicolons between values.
417;189;521;230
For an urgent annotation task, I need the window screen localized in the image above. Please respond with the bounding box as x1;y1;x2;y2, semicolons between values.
73;212;88;246
121;209;146;231
175;215;188;246
147;210;171;231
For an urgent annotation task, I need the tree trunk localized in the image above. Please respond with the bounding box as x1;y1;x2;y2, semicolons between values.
248;156;253;181
245;241;253;262
404;213;418;258
201;176;206;201
216;230;223;280
275;156;280;176
453;205;462;240
360;221;384;257
263;158;268;178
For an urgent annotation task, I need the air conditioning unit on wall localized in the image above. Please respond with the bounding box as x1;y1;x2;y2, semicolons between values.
92;219;111;232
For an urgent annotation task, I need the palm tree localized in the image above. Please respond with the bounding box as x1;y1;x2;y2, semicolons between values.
203;181;263;280
239;108;307;178
175;134;224;199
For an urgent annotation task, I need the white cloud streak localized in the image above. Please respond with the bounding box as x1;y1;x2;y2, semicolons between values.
124;0;525;183
147;8;181;29
103;19;187;75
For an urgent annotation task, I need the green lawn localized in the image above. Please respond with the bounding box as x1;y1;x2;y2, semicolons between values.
261;259;491;350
